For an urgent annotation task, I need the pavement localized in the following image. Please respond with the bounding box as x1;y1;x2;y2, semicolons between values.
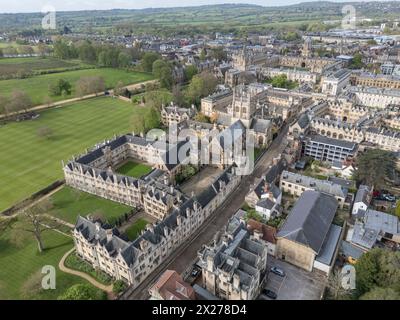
121;125;289;300
59;248;115;299
261;256;327;300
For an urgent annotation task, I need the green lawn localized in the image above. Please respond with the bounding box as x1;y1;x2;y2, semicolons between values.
0;97;157;212
125;218;149;241
48;186;132;225
116;161;153;178
0;68;154;105
0;226;101;300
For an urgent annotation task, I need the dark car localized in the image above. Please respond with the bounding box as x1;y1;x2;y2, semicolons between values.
270;267;286;277
262;289;277;300
191;268;201;278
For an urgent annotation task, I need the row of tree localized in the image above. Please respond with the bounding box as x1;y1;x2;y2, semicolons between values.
53;39;142;68
0;90;32;117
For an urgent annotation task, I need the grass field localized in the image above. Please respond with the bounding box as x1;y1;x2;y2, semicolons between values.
0;226;99;300
0;97;156;212
48;186;132;225
0;57;92;79
116;161;153;178
0;68;154;105
125;218;149;241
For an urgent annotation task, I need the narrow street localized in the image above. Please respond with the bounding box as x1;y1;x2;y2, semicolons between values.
121;125;288;300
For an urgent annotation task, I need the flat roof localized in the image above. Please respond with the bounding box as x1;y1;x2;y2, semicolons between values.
316;224;342;266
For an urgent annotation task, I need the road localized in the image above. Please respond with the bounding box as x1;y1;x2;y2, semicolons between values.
121;125;289;300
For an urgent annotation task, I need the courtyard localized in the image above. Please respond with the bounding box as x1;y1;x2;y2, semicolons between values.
116;161;153;179
179;166;223;196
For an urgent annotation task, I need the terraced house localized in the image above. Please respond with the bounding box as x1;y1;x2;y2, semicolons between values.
73;165;242;289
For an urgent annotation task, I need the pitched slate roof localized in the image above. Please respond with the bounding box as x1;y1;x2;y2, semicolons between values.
277;191;338;253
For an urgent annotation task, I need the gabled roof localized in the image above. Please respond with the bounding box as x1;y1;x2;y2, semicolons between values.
277;191;338;253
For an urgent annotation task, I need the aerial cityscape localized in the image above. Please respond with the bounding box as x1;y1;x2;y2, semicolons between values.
1;0;400;306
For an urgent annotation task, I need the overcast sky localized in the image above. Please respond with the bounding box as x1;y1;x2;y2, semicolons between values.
0;0;380;14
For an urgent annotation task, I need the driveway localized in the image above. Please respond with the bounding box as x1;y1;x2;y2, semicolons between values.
261;256;327;300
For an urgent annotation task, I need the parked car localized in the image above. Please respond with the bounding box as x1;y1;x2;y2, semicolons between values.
191;267;201;278
262;289;277;300
270;267;285;277
382;194;396;202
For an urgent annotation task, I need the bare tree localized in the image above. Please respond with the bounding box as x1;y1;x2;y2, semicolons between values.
10;198;59;253
76;76;106;97
7;89;32;114
328;269;349;300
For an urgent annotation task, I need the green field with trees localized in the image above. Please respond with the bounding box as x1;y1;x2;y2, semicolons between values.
0;221;101;300
0;68;154;107
0;97;160;212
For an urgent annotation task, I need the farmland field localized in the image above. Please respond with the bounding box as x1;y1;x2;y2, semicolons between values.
0;57;92;79
0;97;156;212
0;68;154;105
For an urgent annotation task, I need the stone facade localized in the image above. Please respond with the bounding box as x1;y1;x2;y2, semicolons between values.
198;212;267;300
74;165;242;290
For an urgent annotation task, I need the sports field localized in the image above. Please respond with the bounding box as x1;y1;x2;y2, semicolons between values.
116;161;153;178
0;68;154;105
0;97;155;212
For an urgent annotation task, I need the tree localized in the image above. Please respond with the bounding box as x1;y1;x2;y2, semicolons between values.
113;280;127;295
49;79;72;96
349;53;364;69
144;107;161;130
328;270;350;300
159;66;173;90
354;149;395;189
130;114;146;134
172;85;186;106
194;112;210;123
199;48;207;61
78;41;97;64
144;90;173;111
360;287;400;300
9;198;58;253
58;284;106;300
186;72;218;105
114;81;125;96
210;46;227;61
37;126;54;139
355;248;400;298
0;94;9;116
53;38;77;60
118;52;131;68
184;65;198;82
7;89;32;114
76;76;105;97
141;52;161;72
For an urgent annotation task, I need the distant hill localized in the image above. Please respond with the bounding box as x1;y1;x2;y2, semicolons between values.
0;1;399;35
